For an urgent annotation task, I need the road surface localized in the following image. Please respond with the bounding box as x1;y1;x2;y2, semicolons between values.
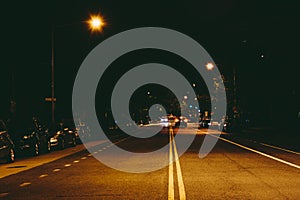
0;126;299;199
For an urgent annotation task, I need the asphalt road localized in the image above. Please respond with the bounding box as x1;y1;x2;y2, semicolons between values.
0;125;299;199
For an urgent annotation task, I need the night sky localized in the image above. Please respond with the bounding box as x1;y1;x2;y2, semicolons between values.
1;1;299;125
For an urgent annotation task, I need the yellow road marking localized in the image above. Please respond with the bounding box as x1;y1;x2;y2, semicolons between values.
168;128;187;200
172;130;186;200
168;129;175;200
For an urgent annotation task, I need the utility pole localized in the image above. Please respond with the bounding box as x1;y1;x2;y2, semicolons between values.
233;67;237;109
51;26;55;123
10;68;16;116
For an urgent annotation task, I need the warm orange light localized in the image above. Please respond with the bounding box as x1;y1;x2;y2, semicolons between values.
87;14;105;33
206;62;215;71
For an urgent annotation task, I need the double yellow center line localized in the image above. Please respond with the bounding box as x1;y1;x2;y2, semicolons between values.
168;128;186;200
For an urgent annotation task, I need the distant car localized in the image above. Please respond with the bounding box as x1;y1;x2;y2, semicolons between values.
49;121;77;150
175;116;188;128
199;119;222;130
160;115;180;128
199;119;210;128
9;117;51;156
0;120;15;163
160;116;170;128
168;116;177;128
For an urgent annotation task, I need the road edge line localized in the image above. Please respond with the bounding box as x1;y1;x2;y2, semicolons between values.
211;135;300;169
260;143;300;156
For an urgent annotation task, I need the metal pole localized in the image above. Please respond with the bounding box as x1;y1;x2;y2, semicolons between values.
51;26;55;123
233;67;236;108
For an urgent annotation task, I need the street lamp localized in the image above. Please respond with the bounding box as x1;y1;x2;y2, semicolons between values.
205;62;238;119
205;62;215;71
50;14;105;123
87;14;106;33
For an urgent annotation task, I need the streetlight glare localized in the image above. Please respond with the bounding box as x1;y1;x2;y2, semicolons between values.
205;62;215;70
87;14;105;33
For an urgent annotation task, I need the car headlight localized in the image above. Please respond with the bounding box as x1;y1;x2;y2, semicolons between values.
23;135;32;140
23;135;29;139
50;137;58;143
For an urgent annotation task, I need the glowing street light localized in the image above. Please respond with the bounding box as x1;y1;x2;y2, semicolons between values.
50;14;107;123
87;14;106;33
205;62;215;71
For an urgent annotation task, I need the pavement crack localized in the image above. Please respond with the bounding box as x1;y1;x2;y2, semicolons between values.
222;152;289;199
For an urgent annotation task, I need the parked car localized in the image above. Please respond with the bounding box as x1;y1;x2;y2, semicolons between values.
222;117;242;133
49;121;77;150
61;119;79;142
0;120;15;163
8;117;51;156
75;121;91;143
222;117;231;132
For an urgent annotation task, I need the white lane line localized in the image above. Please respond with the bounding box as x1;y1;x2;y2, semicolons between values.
171;129;186;200
260;143;300;156
39;174;48;178
81;157;87;160
114;137;130;145
211;135;300;169
0;193;9;197
19;182;31;187
168;129;175;200
53;168;61;172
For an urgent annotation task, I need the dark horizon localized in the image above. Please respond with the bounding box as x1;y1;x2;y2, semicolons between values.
1;1;299;126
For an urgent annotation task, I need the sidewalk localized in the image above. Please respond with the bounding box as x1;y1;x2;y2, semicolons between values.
227;126;300;152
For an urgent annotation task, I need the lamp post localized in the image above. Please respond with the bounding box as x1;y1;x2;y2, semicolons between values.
51;27;55;123
49;14;105;123
205;62;238;117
